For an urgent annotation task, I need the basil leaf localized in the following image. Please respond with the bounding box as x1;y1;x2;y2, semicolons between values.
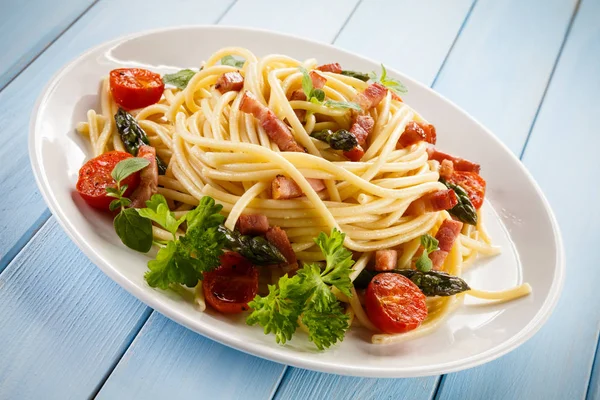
163;69;196;89
420;234;439;254
221;55;245;68
311;89;325;102
371;64;408;95
323;100;362;111
299;67;313;98
111;157;150;183
114;208;153;252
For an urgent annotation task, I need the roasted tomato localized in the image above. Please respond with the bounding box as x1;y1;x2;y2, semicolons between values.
203;252;259;314
447;171;486;209
365;273;428;334
109;68;164;110
76;151;140;210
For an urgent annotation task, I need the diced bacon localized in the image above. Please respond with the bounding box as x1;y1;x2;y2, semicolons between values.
289;89;307;121
427;148;480;174
354;82;388;111
316;63;343;73
130;145;159;208
406;189;458;215
391;91;403;102
310;70;327;89
237;214;269;236
397;121;436;148
374;250;398;271
439;159;454;180
343;115;374;161
215;71;244;93
239;91;305;152
265;226;297;265
271;175;326;200
430;219;463;269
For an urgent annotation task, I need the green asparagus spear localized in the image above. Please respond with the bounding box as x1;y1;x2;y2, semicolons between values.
441;179;478;225
310;129;358;151
114;108;167;175
218;226;287;265
354;269;470;297
340;70;370;82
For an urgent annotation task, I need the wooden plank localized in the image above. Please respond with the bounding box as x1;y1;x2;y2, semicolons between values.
433;0;576;155
334;0;475;85
0;218;150;399
219;0;361;43
589;338;600;400
0;0;234;271
437;0;600;399
96;314;286;399
276;0;577;396
0;0;95;89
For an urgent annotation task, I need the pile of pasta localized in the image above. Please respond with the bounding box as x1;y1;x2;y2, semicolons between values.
77;47;531;344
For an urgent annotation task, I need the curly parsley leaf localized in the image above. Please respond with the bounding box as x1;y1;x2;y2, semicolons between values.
163;69;196;89
221;55;245;68
247;228;354;349
369;64;408;95
415;234;439;272
145;241;200;289
137;194;185;238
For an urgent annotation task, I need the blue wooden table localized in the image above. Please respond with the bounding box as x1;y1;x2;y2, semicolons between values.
1;0;598;398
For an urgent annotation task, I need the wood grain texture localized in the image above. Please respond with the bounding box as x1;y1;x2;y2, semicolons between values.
433;0;577;155
0;218;150;399
438;0;600;399
220;0;361;43
0;0;235;271
589;337;600;400
0;0;95;89
97;314;286;399
334;0;475;85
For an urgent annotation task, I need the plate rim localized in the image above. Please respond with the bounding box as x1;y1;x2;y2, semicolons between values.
28;24;565;378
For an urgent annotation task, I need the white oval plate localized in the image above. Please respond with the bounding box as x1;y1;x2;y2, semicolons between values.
29;26;564;378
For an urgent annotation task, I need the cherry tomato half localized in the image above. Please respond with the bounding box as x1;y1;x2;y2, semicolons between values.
447;171;486;209
203;252;259;314
76;151;140;211
109;68;164;110
365;273;428;334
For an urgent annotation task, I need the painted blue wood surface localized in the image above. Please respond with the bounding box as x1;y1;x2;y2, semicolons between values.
97;314;286;399
0;0;235;271
437;0;600;398
0;219;150;399
0;0;95;89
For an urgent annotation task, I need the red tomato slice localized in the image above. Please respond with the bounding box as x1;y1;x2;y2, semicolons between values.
109;68;164;110
76;151;140;211
203;252;259;314
447;171;486;209
365;273;428;334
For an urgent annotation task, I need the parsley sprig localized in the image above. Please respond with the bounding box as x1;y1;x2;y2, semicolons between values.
415;234;439;272
298;67;361;111
247;228;354;350
369;64;408;96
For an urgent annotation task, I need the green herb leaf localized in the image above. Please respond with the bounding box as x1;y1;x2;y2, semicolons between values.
137;194;185;238
111;157;150;183
415;251;433;272
221;55;245;68
322;100;362;111
109;197;131;212
299;66;313;99
312;88;325;102
163;69;196;89
114;208;153;253
370;64;408;95
340;70;370;82
145;241;201;289
420;234;439;254
314;228;354;297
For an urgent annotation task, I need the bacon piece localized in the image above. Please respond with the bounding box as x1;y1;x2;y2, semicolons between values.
391;91;403;102
215;71;244;93
342;115;374;161
374;250;398;271
316;63;342;73
430;219;463;270
290;89;307;121
397;121;436;148
130;145;159;208
265;226;297;266
439;159;454;180
354;82;388;111
271;175;326;200
239;91;305;152
237;214;269;236
427;148;480;174
406;189;458;216
309;70;327;89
